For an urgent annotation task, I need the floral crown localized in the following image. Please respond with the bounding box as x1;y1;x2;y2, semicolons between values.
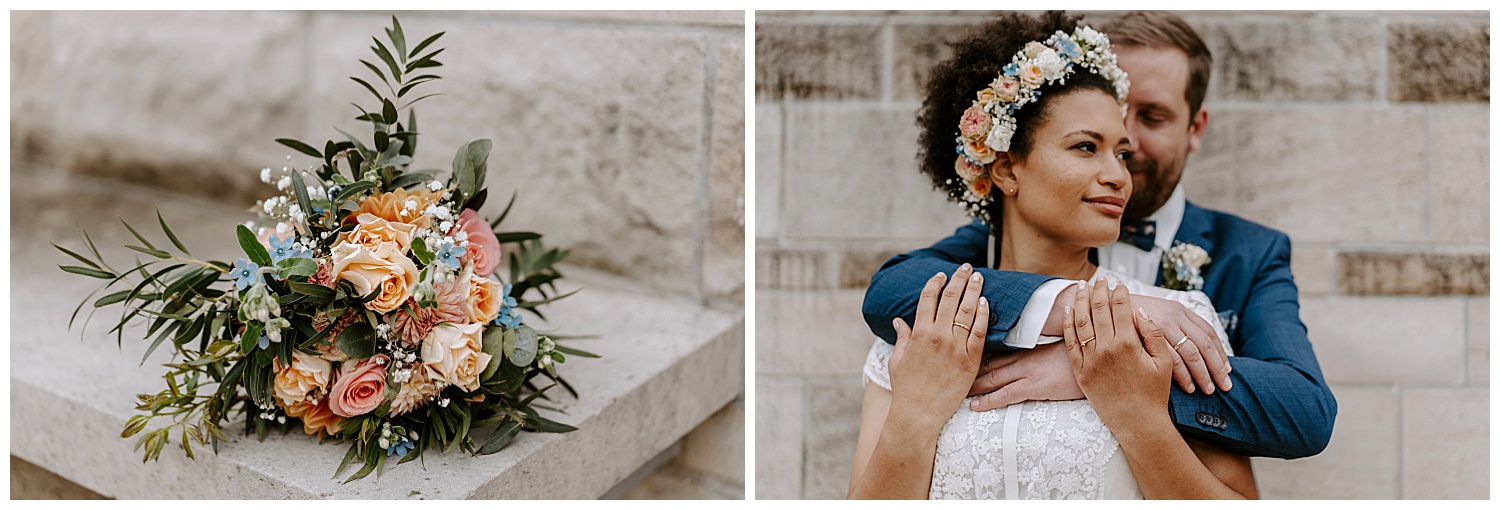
948;25;1130;222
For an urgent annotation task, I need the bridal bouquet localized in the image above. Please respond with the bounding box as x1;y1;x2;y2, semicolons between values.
56;18;593;482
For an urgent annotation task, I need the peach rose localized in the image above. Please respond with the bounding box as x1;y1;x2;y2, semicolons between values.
450;209;501;277
336;213;418;253
432;270;474;324
272;352;333;406
283;398;343;437
356;188;442;229
990;75;1020;103
968;175;993;198
976;88;997;102
327;355;389;417
963;138;996;165
466;275;503;324
954;156;986;183
331;240;419;314
958;104;991;140
421;322;491;392
389;362;440;417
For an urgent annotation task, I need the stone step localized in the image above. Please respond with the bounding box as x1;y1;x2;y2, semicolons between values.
9;166;745;499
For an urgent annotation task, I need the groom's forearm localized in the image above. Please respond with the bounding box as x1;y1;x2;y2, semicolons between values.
1168;357;1336;458
863;256;1057;351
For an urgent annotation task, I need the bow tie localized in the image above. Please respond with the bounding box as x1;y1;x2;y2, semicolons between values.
1118;219;1157;251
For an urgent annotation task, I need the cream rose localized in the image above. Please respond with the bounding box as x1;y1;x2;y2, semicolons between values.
421;322;492;392
327;355;389;418
272;352;333;406
331;240;419;313
356;188;442;229
1018;61;1045;87
1024;41;1052;59
336;213;418;253
1184;244;1210;267
976;88;997;102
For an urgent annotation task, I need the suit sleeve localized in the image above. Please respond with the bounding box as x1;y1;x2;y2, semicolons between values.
1167;233;1338;459
861;220;1058;351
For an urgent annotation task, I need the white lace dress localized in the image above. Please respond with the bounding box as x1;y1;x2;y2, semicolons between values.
862;267;1231;499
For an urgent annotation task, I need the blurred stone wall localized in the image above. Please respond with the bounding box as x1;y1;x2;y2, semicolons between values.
755;10;1488;499
10;10;745;498
10;10;745;307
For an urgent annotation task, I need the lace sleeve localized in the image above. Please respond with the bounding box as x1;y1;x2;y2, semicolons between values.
863;340;894;390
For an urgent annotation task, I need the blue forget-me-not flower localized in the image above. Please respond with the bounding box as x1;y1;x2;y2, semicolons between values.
232;258;260;290
436;241;467;269
268;234;310;263
492;283;522;329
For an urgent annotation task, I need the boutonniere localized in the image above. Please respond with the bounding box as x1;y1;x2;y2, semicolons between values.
1162;241;1211;291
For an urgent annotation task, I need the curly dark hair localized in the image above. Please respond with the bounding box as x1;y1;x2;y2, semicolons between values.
916;11;1119;231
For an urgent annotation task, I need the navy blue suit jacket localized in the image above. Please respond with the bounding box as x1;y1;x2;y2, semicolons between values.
861;202;1337;459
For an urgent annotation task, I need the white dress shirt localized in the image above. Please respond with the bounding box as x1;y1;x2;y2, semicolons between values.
998;184;1187;348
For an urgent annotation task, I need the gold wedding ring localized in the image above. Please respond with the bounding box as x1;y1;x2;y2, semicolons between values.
1174;336;1189;349
953;322;972;332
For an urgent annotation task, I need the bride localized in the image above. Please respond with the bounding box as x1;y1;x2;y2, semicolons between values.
847;12;1256;499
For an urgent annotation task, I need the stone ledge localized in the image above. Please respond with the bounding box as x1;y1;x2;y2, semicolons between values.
10;170;744;499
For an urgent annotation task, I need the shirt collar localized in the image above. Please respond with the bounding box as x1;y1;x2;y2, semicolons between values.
1145;183;1186;252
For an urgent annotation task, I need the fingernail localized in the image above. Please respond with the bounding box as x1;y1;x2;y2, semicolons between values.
960;262;972;271
1187;383;1195;393
1064;305;1072;316
980;296;988;307
971;271;982;282
1096;276;1107;285
935;271;946;280
1138;307;1149;321
1225;379;1233;391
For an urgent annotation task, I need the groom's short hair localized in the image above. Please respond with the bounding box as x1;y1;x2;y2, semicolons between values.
1101;11;1213;117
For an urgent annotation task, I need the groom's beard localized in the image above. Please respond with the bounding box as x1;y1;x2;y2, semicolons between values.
1123;155;1179;222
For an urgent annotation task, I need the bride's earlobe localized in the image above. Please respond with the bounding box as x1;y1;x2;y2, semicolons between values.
989;152;1019;196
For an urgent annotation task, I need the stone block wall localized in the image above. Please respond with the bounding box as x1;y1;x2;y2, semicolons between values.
9;10;745;498
754;10;1488;499
10;10;745;306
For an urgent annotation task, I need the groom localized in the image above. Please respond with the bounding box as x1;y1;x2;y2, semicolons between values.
862;11;1336;458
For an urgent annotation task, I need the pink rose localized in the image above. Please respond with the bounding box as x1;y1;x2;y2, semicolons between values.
958;104;991;140
450;209;501;277
327;355;389;417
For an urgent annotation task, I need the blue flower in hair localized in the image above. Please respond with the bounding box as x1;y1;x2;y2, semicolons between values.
1003;62;1019;77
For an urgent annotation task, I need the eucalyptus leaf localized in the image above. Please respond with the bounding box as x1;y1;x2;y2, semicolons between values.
507;325;538;366
480;326;505;380
390;17;407;60
451;139;492;198
61;265;114;279
336;321;376;359
276;257;319;278
359;59;387;84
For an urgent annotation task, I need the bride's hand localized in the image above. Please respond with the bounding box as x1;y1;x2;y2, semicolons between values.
1061;276;1175;431
888;263;990;433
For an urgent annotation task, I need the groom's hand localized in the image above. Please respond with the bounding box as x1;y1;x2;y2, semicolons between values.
1131;295;1232;395
966;341;1083;411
